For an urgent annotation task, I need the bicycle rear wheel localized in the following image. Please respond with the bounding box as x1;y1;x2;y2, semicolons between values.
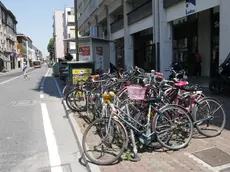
194;97;226;137
82;117;128;165
154;104;193;150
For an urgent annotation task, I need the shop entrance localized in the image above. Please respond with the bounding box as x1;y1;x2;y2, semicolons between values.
133;28;156;72
172;7;220;77
172;14;198;76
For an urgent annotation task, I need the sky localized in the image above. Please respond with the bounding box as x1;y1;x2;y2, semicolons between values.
1;0;74;57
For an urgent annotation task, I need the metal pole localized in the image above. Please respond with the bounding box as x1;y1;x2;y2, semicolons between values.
74;0;79;61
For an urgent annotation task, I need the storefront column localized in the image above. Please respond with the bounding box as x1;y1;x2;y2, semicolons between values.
123;1;134;70
198;10;211;76
219;0;230;64
106;8;116;66
158;0;173;77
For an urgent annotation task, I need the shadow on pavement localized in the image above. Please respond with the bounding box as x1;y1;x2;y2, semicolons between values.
30;76;66;99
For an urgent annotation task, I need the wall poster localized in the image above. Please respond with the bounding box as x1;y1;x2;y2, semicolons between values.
95;46;103;70
79;46;91;61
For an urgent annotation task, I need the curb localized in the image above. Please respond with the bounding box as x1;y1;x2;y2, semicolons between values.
62;99;101;172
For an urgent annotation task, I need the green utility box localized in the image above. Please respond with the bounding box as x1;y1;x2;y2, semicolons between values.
52;62;60;77
67;61;94;85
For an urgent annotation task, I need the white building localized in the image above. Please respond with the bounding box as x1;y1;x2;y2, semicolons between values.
53;10;65;61
77;0;230;77
0;2;18;72
63;8;76;60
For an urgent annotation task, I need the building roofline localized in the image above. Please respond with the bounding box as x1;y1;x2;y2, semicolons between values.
0;2;18;23
17;33;32;42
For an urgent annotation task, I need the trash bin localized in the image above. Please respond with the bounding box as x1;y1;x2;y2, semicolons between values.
67;61;94;85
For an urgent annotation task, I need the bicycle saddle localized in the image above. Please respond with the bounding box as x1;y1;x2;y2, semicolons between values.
143;97;161;103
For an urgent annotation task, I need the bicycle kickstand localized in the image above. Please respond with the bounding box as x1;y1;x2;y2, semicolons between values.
130;128;141;162
125;104;141;162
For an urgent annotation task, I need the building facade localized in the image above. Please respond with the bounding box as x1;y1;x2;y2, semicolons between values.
0;2;17;72
53;10;65;61
77;0;230;77
63;8;77;60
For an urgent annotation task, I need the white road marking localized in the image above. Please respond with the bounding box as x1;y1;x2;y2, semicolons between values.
0;68;39;85
41;103;63;172
53;78;63;98
39;68;50;99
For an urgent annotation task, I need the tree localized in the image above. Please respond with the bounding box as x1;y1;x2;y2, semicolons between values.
47;38;54;60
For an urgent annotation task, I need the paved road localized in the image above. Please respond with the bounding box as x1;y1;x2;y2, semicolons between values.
0;68;37;83
0;66;87;172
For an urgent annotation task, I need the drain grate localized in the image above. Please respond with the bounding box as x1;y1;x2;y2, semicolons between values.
38;164;72;172
193;147;230;167
10;100;38;107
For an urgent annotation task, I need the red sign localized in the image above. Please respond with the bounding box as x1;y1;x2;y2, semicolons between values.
96;47;103;56
79;46;90;56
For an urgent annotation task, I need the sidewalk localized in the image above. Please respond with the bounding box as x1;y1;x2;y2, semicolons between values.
0;68;23;75
71;94;230;172
0;67;34;76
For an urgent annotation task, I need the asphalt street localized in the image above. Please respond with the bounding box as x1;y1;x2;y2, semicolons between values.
0;66;87;172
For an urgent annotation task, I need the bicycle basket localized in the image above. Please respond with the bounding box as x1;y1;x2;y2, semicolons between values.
127;85;147;100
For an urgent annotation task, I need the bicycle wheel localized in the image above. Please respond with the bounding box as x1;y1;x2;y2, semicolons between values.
73;88;87;112
154;104;193;150
82;117;128;165
86;92;96;122
194;97;226;137
65;89;78;112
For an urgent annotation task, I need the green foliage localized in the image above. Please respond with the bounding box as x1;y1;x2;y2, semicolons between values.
47;38;54;59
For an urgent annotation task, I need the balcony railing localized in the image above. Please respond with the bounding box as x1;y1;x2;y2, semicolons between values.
111;18;124;33
164;0;184;8
127;0;152;25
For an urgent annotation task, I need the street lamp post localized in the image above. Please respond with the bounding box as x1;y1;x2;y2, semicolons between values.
74;0;79;61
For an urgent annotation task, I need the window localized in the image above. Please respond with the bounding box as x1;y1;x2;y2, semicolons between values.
69;29;75;38
83;0;89;10
68;11;71;15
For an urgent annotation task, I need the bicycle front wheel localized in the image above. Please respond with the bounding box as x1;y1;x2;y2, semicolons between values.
194;97;226;137
82;117;128;165
154;104;193;150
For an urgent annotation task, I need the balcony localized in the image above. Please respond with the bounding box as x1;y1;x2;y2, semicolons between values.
67;15;75;23
78;0;98;27
163;0;184;8
127;0;152;25
111;18;124;33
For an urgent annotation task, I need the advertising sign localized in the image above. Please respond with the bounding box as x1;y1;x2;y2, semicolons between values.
186;0;196;15
95;47;104;70
79;46;90;61
72;68;92;84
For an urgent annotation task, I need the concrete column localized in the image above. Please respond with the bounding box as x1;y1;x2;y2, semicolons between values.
198;10;211;76
158;0;173;77
220;0;230;64
123;1;133;70
106;8;116;66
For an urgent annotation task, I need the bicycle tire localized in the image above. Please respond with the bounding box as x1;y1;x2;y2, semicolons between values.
153;104;193;150
82;117;128;165
65;88;79;112
194;97;226;137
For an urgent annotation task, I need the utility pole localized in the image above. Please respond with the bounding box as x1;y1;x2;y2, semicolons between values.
74;0;79;61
